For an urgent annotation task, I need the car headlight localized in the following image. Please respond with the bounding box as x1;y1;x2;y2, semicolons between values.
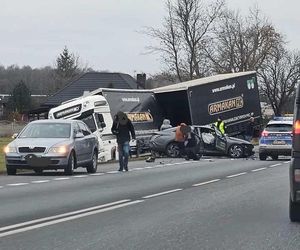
48;146;68;154
4;146;17;153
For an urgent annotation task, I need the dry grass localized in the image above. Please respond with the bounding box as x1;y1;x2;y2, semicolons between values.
0;137;12;172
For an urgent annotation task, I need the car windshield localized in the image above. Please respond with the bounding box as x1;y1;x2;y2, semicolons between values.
265;123;292;132
19;123;71;138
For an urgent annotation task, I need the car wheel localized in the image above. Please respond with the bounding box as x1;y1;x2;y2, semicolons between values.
290;195;300;222
166;142;180;158
228;144;243;158
6;166;16;175
271;155;278;160
193;154;202;161
65;151;75;175
87;150;98;173
34;169;44;174
259;153;267;160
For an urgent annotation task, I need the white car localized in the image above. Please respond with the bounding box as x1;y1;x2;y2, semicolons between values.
259;116;293;160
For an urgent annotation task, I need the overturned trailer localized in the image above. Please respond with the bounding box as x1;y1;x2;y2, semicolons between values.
153;71;262;136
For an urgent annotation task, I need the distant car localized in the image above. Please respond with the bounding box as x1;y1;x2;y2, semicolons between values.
259;116;293;160
4;119;99;175
149;125;254;158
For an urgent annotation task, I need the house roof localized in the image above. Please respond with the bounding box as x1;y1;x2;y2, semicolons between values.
153;71;256;93
43;72;138;106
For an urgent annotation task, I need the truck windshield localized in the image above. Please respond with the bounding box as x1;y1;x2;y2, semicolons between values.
81;115;97;132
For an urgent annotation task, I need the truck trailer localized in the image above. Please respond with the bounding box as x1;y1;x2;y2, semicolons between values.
153;71;262;136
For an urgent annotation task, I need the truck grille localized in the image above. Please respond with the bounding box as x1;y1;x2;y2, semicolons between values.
18;147;46;153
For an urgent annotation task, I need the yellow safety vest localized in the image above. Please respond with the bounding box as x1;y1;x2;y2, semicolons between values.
215;121;225;134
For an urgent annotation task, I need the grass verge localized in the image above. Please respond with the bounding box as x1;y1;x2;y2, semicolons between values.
0;137;12;173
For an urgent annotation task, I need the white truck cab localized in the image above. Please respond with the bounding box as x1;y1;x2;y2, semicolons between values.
48;95;116;162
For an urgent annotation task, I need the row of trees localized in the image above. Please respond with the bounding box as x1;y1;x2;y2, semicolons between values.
145;0;300;115
1;47;90;115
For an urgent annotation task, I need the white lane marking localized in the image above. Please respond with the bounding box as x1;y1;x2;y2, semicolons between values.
89;173;104;176
284;161;290;164
0;200;144;238
53;177;70;181
0;186;3;188
131;168;143;171
107;171;119;174
251;167;267;172
142;189;183;199
269;163;282;168
31;180;50;184
0;199;131;233
193;179;221;187
145;166;153;169
226;172;247;178
7;183;29;187
73;175;88;178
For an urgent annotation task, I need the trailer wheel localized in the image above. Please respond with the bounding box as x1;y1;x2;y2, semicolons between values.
166;142;180;158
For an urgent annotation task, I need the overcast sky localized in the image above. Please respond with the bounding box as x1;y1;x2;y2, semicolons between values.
1;0;299;76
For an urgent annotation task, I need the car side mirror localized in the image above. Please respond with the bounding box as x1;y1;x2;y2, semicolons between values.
75;132;84;138
12;133;18;139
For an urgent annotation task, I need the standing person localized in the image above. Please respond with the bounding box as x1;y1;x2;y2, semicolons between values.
160;119;172;131
111;111;135;172
184;126;201;160
214;116;225;135
175;123;189;157
244;116;255;142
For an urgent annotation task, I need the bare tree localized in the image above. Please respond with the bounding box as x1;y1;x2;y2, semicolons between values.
144;0;224;81
206;7;283;74
258;47;300;115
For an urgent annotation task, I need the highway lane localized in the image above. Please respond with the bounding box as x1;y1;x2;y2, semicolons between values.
0;157;297;249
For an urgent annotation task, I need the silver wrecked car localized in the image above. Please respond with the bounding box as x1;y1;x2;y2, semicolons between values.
149;125;254;158
4;119;99;175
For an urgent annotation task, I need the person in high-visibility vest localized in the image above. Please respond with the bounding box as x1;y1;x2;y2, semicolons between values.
214;117;225;134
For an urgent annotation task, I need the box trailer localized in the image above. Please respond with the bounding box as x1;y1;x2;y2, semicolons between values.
153;71;262;136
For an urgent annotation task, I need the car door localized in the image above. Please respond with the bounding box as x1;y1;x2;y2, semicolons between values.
213;126;227;153
82;122;95;160
78;121;93;162
73;122;85;163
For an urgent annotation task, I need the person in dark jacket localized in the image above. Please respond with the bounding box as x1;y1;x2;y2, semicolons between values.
183;126;202;160
111;111;135;172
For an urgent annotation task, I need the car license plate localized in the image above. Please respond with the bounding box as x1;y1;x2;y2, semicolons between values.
25;154;51;167
272;140;286;145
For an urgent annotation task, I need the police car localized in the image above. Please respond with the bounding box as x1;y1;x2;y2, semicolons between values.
259;116;293;160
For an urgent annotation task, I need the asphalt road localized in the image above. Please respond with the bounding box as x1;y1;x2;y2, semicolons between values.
0;155;299;250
